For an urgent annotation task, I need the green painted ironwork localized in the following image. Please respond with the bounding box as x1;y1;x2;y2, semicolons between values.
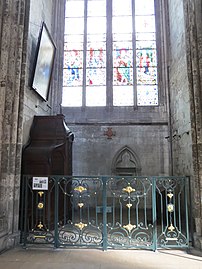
20;176;190;250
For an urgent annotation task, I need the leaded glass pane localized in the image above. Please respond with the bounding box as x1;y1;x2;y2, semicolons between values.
136;49;157;68
87;17;106;34
87;34;106;43
88;0;106;17
113;33;132;41
136;32;156;40
113;0;132;16
64;42;83;50
86;86;106;106
113;67;133;85
135;16;156;33
135;0;155;15
64;35;83;43
63;50;83;68
113;42;132;51
86;49;106;68
113;48;133;67
62;87;82;107
63;68;83;86
113;17;132;34
86;68;106;85
62;0;159;107
137;85;158;106
113;86;133;106
87;41;106;51
65;0;84;17
65;18;84;35
136;67;157;85
136;40;156;49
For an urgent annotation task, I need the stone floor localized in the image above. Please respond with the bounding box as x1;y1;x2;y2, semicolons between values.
0;247;202;269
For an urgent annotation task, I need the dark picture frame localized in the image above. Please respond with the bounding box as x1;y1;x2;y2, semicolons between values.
32;22;56;101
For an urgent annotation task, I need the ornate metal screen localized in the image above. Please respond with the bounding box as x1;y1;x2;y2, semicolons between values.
20;176;189;250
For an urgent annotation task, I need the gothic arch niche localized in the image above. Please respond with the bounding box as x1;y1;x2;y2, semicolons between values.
112;146;141;176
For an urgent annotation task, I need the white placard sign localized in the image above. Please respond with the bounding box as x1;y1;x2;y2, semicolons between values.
32;177;48;190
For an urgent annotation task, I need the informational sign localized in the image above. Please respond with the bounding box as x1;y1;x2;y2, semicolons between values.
32;177;48;190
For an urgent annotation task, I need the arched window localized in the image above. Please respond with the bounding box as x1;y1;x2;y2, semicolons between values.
62;0;158;107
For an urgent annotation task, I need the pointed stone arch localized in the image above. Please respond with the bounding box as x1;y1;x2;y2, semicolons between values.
112;146;141;176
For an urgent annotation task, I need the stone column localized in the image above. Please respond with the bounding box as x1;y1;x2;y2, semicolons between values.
0;0;29;252
49;0;66;115
184;0;202;250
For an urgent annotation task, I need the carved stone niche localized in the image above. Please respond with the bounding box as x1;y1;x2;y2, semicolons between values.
112;146;141;176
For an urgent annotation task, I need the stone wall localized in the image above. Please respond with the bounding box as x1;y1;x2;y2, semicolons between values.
67;124;169;177
168;0;202;250
63;105;170;177
23;0;55;144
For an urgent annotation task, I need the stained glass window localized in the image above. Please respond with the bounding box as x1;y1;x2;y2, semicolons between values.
62;0;158;107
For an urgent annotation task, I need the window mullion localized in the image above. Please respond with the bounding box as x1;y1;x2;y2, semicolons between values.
82;0;88;107
106;0;113;107
132;0;137;108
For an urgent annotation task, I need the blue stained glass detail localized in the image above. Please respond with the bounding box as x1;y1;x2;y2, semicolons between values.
113;67;133;86
63;68;83;87
136;49;157;68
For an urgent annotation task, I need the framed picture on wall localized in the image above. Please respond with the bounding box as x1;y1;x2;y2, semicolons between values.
31;22;56;101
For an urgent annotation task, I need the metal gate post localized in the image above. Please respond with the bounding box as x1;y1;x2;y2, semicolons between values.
54;177;59;248
185;177;189;245
20;175;25;244
102;177;107;251
23;176;28;248
152;177;157;251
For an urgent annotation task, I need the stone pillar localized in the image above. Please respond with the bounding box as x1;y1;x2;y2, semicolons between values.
184;0;202;250
50;0;66;115
0;0;29;252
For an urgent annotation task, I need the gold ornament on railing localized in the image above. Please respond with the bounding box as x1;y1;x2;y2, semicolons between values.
38;202;44;209
75;222;87;230
167;203;174;212
126;203;132;208
122;186;135;194
78;203;84;208
168;223;175;231
38;191;44;197
167;192;173;199
37;222;43;229
74;186;87;193
123;223;136;232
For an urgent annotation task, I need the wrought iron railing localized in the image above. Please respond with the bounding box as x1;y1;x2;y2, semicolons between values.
20;176;190;250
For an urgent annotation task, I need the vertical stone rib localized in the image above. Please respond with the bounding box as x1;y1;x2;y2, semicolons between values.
0;0;29;249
